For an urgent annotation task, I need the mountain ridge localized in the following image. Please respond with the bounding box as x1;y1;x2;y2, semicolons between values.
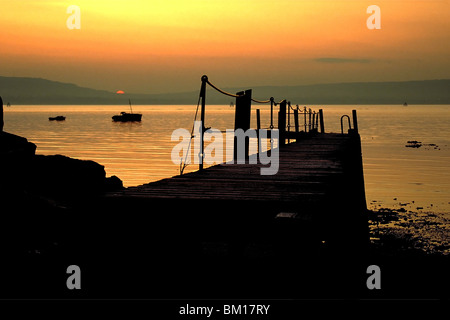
1;76;449;105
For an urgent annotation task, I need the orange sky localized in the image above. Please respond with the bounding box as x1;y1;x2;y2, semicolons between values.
0;0;449;93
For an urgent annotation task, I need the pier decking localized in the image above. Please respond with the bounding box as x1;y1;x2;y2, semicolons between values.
104;131;367;248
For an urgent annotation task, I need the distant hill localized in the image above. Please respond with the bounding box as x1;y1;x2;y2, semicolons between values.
1;76;449;105
0;76;117;105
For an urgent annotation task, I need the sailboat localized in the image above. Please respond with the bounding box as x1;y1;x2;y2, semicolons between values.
112;99;142;122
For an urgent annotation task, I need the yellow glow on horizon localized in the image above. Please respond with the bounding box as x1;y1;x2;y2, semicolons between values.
0;0;448;92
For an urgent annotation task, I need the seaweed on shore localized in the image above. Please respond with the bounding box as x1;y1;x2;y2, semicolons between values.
368;206;450;256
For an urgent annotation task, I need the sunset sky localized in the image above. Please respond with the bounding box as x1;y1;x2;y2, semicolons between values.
1;0;449;94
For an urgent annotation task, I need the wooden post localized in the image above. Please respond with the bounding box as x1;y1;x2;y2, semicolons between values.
311;111;315;131
0;96;3;132
352;109;358;134
303;106;307;132
294;109;299;133
308;108;312;132
287;103;290;144
199;75;207;171
270;97;274;129
234;89;252;161
319;109;325;133
316;113;319;131
278;100;286;146
256;109;261;155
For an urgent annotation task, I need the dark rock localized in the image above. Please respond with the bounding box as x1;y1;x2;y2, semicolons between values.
27;154;106;199
0;131;37;158
104;175;124;191
0;131;37;187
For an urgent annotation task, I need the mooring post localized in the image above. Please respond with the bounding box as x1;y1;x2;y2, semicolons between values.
0;96;3;132
199;75;208;171
303;107;307;132
312;111;316;132
256;109;261;155
270;97;274;129
308;109;312;132
234;89;252;161
319;109;325;133
278;100;287;147
352;109;358;134
294;108;299;133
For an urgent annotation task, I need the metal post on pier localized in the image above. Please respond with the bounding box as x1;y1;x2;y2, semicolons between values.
199;75;208;171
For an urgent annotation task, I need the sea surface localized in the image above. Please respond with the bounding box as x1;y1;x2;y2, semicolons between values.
4;104;450;215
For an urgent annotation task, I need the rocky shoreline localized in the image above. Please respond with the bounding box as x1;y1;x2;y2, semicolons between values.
0;130;123;257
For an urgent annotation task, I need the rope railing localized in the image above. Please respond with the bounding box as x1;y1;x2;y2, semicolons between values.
177;75;324;174
205;79;242;98
204;76;280;105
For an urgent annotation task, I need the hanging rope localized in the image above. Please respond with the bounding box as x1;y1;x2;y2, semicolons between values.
205;77;275;104
205;79;243;98
251;98;272;104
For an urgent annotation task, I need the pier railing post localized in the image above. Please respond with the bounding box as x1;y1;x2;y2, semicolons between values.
278;100;287;146
294;108;299;133
319;109;325;133
199;76;208;171
352;109;358;134
0;96;3;132
234;89;252;162
256;109;261;156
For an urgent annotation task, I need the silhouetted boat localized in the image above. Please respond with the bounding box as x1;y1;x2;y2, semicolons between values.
112;99;142;122
6;102;11;107
403;102;408;106
49;116;66;121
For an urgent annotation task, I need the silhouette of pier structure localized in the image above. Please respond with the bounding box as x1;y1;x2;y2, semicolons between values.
104;76;368;251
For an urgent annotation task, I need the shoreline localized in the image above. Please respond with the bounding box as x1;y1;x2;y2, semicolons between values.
368;206;450;256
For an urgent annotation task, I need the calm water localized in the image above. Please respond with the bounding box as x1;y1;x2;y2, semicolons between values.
4;104;450;215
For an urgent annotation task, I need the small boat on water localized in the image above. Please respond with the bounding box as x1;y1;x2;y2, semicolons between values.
403;102;408;106
112;99;142;122
112;112;142;122
49;116;66;121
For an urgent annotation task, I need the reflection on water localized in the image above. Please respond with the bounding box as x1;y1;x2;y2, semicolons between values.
4;104;450;214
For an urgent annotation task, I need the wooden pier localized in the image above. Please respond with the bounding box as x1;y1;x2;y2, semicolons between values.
103;125;367;252
96;76;368;262
100;77;368;258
